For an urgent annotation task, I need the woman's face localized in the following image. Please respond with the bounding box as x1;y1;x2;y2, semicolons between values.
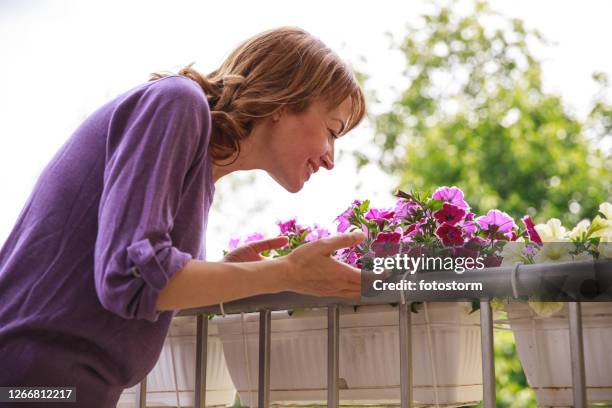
264;97;354;193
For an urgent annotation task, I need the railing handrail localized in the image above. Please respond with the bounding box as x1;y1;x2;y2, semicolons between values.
177;259;612;316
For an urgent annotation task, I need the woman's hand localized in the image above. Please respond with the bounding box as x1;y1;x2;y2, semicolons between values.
281;231;366;300
222;236;290;263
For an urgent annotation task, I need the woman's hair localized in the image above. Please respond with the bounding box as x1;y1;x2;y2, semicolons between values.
149;26;367;165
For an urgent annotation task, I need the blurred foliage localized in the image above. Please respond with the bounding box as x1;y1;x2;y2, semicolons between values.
462;327;537;408
362;0;612;225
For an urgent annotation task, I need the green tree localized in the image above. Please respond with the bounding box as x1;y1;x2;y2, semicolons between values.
363;0;611;226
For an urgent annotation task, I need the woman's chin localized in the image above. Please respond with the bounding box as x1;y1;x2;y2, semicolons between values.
267;171;305;193
285;180;305;193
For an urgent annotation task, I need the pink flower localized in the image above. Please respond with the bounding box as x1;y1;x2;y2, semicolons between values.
392;199;419;222
462;220;476;237
476;210;517;235
245;232;265;243
335;200;361;233
365;208;395;229
305;224;331;242
432;186;470;210
372;232;401;257
435;223;464;246
277;218;297;234
522;215;543;245
228;238;241;250
336;247;360;267
433;203;466;226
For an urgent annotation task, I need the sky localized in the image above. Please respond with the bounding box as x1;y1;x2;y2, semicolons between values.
1;0;611;260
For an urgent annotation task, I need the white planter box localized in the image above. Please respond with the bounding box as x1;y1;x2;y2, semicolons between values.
506;302;612;407
215;302;482;407
117;316;236;407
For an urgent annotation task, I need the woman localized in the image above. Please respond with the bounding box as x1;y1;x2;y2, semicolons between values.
0;27;367;407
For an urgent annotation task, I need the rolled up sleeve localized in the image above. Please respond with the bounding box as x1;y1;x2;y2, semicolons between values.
94;77;210;322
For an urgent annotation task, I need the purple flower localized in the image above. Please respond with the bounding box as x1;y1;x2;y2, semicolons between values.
522;215;543;245
365;208;395;229
462;220;476;237
277;218;297;234
228;237;241;251
435;223;464;246
305;224;331;242
245;232;265;243
335;200;361;233
392;199;419;222
523;244;537;256
432;186;470;210
336;247;360;267
476;210;517;235
433;203;467;226
372;232;401;257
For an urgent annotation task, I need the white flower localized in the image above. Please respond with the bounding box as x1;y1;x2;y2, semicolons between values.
500;241;526;266
589;215;612;238
599;202;612;220
528;301;564;317
599;231;612;259
569;220;590;240
535;218;569;242
534;242;575;263
572;251;593;261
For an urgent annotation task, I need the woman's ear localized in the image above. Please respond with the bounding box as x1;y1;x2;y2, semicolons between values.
271;106;286;123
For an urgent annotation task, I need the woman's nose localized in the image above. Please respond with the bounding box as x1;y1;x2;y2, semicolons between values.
321;146;335;170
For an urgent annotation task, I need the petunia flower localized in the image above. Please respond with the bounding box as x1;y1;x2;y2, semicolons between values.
335;200;361;233
245;232;265;243
371;231;401;257
534;219;569;242
432;186;470;210
276;218;297;234
365;208;395;230
305;224;331;242
599;202;612;220
476;209;517;236
435;223;464;246
522;215;543;245
228;237;241;251
392;199;419;222
433;203;466;226
569;219;590;241
534;242;574;263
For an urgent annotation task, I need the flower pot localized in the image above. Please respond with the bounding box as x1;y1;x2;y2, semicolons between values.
506;302;612;407
215;302;482;407
117;316;236;407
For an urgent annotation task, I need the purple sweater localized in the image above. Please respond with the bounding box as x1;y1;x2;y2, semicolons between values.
0;75;215;407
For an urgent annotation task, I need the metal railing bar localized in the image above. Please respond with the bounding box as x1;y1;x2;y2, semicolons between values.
258;309;271;408
327;305;340;408
135;376;146;408
399;301;413;408
480;299;496;408
194;314;208;408
568;302;587;408
177;260;612;316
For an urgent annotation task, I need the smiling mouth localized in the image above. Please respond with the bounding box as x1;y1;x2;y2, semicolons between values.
306;160;318;178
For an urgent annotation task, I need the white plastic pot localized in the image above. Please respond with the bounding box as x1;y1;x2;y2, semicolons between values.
117;316;236;407
215;302;483;407
506;302;612;407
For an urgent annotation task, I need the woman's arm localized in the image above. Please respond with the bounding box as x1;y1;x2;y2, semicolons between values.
156;231;365;311
155;258;287;311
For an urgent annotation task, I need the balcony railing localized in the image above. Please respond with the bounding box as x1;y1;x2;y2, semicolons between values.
134;259;612;408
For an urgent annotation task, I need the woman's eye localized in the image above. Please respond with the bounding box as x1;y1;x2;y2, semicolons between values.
328;129;338;140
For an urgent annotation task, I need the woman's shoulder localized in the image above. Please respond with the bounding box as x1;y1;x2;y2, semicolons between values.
143;75;209;110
